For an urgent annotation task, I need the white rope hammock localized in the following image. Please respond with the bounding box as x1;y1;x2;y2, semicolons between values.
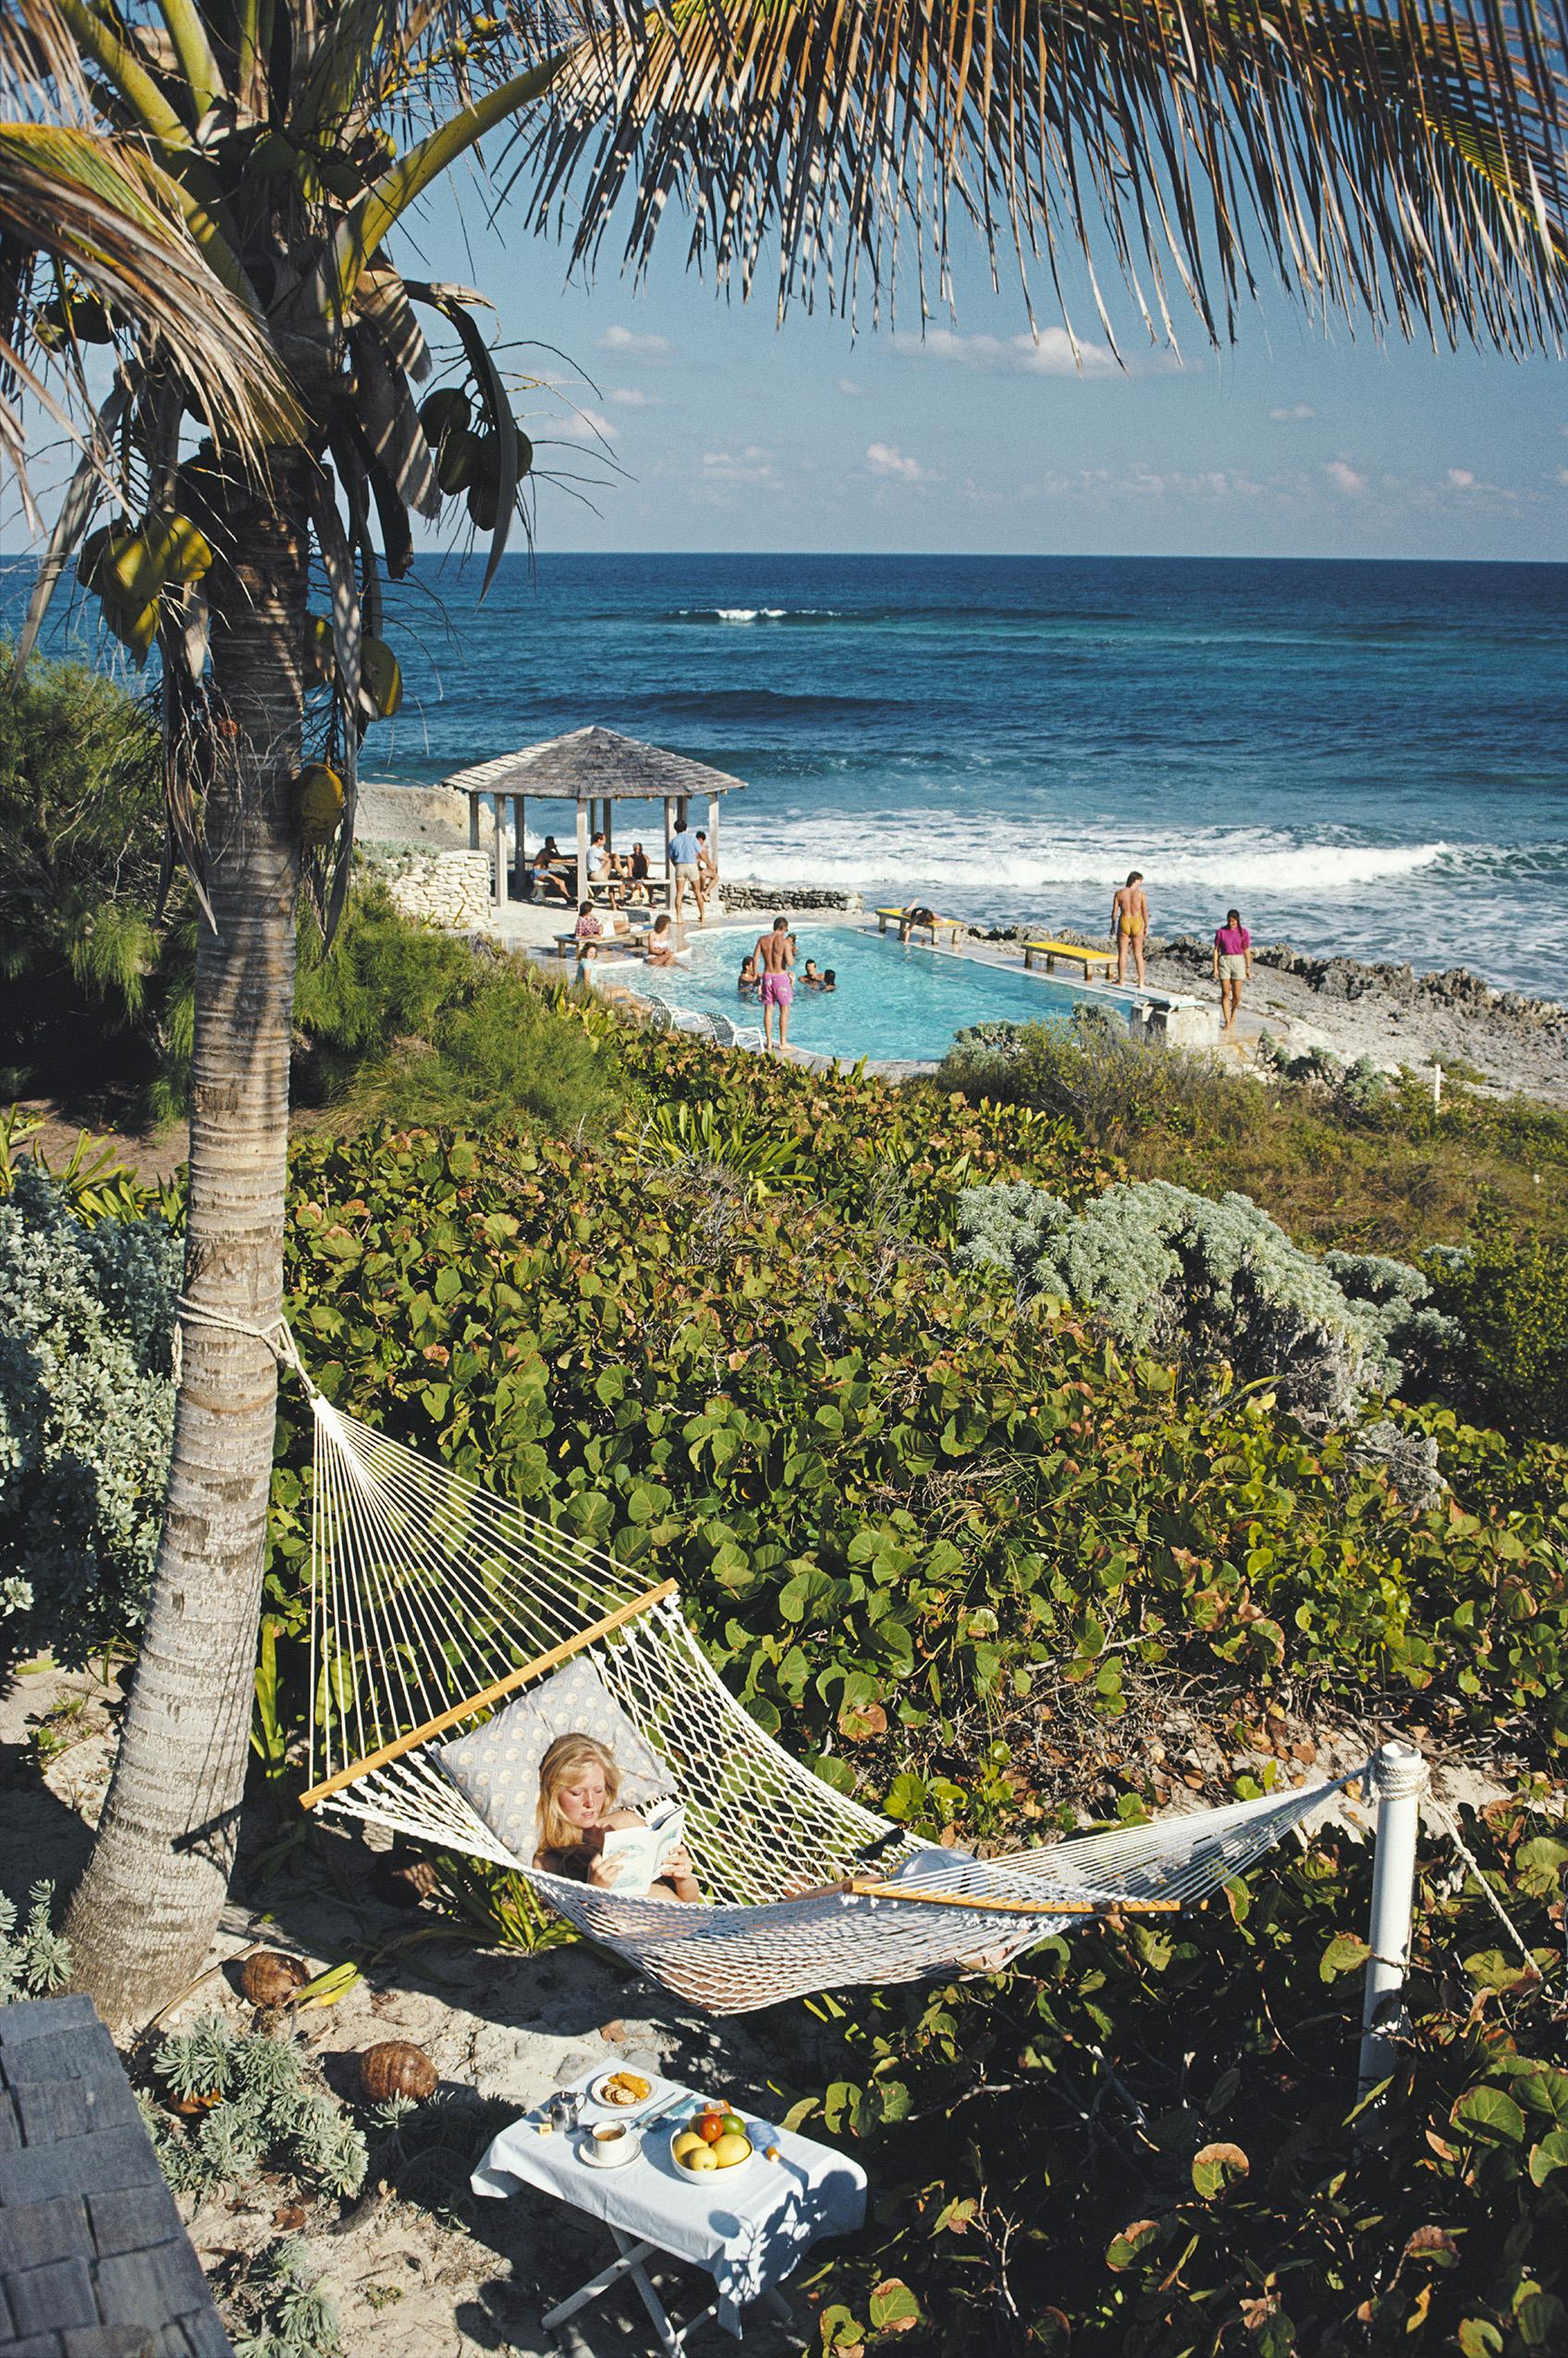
298;1394;1361;2014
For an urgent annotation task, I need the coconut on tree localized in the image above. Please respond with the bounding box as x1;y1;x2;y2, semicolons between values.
4;0;1564;2020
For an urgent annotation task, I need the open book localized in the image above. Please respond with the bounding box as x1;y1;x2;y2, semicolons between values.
600;1799;687;1898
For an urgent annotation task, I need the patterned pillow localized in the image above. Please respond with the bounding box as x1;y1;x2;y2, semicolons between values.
436;1654;671;1865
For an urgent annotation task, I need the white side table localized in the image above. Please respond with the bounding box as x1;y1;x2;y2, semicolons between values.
472;2067;867;2352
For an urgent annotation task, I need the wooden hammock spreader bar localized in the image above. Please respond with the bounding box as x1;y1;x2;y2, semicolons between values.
846;1879;1182;1916
299;1578;680;1812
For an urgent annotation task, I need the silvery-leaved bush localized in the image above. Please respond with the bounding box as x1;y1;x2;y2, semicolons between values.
954;1176;1464;1426
0;1164;179;1663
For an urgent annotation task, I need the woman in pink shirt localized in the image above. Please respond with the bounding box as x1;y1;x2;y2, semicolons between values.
1212;909;1253;1031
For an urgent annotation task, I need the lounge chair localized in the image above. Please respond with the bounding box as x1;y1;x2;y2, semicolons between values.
1023;938;1114;979
639;990;711;1037
875;906;961;948
706;1011;765;1051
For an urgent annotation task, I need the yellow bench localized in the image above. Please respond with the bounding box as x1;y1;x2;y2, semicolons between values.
1023;938;1114;978
876;906;962;947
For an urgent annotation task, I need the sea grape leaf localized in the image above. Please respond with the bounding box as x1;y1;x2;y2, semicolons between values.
1451;2087;1526;2145
1192;2142;1250;2199
1320;1932;1372;1981
868;2278;921;2331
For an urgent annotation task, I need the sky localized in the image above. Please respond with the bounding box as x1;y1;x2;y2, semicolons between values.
408;160;1568;564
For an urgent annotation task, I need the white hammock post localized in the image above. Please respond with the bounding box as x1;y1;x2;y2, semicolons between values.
1358;1740;1427;2097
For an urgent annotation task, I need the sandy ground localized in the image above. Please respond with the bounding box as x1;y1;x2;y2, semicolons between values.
0;1657;817;2358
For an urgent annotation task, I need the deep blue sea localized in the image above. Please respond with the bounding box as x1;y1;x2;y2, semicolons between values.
8;552;1564;991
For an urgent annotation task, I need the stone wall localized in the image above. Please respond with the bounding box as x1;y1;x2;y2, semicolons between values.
374;848;496;934
720;882;864;912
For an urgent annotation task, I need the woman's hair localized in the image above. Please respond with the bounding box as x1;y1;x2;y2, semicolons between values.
1126;870;1143;886
1226;908;1241;927
536;1732;620;1856
653;914;670;934
578;899;592;915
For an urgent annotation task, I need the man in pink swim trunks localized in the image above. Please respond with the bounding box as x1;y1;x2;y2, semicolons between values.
754;915;796;1052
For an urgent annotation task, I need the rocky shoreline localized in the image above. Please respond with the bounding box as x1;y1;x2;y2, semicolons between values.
970;923;1568;1103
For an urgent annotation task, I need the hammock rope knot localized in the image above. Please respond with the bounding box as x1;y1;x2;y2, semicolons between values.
173;1296;319;1397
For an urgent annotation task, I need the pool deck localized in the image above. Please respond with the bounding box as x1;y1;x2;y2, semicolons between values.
498;896;1232;1071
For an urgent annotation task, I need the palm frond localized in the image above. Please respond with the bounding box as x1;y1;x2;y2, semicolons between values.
518;0;1568;353
0;121;300;491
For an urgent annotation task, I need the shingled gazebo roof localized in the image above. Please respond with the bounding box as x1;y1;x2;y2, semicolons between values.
438;726;745;804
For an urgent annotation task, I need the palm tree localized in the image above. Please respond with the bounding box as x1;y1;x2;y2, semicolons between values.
6;0;1563;2020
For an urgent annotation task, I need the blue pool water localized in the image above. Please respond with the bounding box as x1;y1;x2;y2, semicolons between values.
638;924;1105;1063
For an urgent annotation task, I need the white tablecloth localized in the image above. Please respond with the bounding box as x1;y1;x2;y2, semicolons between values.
472;2066;867;2335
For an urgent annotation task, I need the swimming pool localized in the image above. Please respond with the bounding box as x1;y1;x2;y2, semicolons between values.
636;924;1123;1063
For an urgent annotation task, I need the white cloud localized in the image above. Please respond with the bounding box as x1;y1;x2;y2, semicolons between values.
837;377;865;398
698;446;781;491
607;387;662;409
1028;462;1261;501
1269;402;1316;421
865;442;933;484
895;326;1120;380
1324;458;1367;496
1447;467;1477;490
1557;465;1568;487
554;407;614;445
596;325;674;360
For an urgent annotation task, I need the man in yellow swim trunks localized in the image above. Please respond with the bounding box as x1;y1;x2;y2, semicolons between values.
1111;870;1149;987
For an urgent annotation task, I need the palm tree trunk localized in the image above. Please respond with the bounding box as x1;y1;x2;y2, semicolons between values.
66;460;310;2024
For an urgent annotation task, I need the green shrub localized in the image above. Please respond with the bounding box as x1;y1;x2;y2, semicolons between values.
787;1796;1568;2357
0;644;172;1102
0;1879;73;2000
255;1123;1568;1780
953;1177;1462;1424
938;1010;1568;1260
0;1163;178;1664
145;2016;368;2201
1426;1214;1568;1443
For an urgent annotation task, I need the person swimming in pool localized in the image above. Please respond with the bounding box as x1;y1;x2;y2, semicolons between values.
754;915;796;1052
1111;870;1149;988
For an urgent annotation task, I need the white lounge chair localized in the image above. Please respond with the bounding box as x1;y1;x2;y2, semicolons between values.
640;990;710;1037
706;1011;765;1052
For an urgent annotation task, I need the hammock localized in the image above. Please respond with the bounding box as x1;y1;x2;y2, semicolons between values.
300;1394;1357;2015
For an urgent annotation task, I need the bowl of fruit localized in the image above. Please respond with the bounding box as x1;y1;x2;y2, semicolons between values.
671;2101;755;2182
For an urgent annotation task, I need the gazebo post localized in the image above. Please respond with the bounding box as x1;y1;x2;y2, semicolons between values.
468;792;479;853
514;795;524;872
707;792;720;869
492;793;508;904
663;794;676;915
575;798;591;900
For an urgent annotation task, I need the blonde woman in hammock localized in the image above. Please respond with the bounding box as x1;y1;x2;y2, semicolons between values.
533;1733;701;1901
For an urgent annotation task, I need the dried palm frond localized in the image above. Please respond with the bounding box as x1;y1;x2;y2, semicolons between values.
519;0;1568;354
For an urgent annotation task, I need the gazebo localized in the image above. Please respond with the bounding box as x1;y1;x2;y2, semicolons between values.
438;726;746;908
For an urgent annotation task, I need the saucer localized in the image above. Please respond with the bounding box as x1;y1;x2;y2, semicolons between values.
578;2128;643;2170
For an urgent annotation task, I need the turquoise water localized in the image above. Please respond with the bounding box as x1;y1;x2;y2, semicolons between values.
634;923;1105;1062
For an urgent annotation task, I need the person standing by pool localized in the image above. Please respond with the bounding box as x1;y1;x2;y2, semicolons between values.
668;817;704;921
1111;871;1149;987
1213;908;1253;1030
754;915;796;1052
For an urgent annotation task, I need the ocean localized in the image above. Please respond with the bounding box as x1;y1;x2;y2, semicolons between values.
9;551;1565;992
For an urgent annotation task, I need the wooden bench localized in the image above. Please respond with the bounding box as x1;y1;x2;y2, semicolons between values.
552;931;641;960
875;906;962;948
1023;938;1114;978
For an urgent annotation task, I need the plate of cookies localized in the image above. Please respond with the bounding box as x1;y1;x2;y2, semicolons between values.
587;2067;661;2118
